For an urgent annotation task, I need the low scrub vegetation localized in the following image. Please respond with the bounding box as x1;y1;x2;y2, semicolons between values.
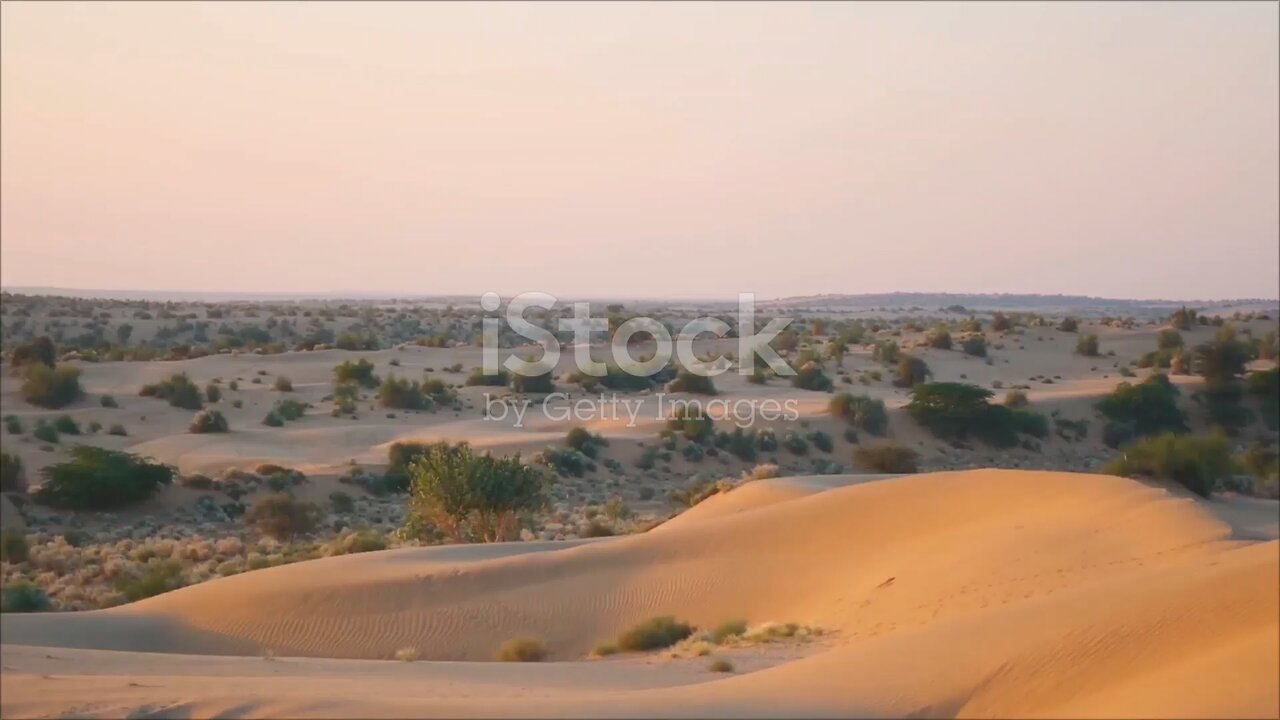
853;444;919;473
615;616;695;652
21;364;84;409
829;393;888;436
907;383;1047;447
1102;431;1234;498
494;636;547;662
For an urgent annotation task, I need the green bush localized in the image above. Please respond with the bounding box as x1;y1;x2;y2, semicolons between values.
273;375;294;392
189;409;229;433
329;490;355;513
205;383;222;403
565;427;608;458
325;530;388;556
1096;374;1187;442
809;430;833;453
21;364;83;409
404;442;551;543
907;382;1046;446
854;444;919;473
1076;334;1100;356
791;362;833;392
0;452;25;493
140;373;203;410
893;356;930;388
1247;367;1279;430
275;398;308;421
1102;431;1234;498
108;423;128;436
925;326;952;350
667;404;714;442
1157;329;1183;350
245;492;321;540
710;619;748;643
616;616;694;651
829;393;888;436
665;370;717;395
509;370;556;394
1;581;50;613
872;340;900;364
1193;325;1250;385
52;415;80;435
4;416;22;435
465;368;508;386
99;395;118;408
961;335;987;357
1058;317;1079;332
714;427;758;461
34;447;174;509
1;528;28;563
33;421;59;444
333;358;379;388
379;375;430;410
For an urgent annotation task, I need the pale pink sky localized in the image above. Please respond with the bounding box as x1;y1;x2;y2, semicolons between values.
2;2;1277;299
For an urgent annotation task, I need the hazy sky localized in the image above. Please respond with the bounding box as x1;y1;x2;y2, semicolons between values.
2;2;1277;300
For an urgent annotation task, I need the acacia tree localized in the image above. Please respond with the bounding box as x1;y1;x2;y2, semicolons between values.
405;443;551;543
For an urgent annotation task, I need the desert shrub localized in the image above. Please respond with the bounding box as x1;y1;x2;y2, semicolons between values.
782;431;810;455
100;395;118;408
635;448;659;470
1058;317;1079;332
565;427;608;458
853;444;919;473
1247;367;1279;430
404;442;551;543
179;473;213;489
893;355;930;388
791;362;833;391
808;430;833;453
7;336;56;371
670;477;732;507
325;530;387;556
1;582;50;613
707;658;735;673
34;447;173;509
1201;382;1254;435
1003;390;1029;408
332;381;360;415
273;375;294;392
4;416;22;435
1;529;28;563
333;358;379;388
1096;374;1187;441
21;364;83;408
829;393;888;436
272;398;307;422
961;335;987;357
465;368;508;386
329;490;355;513
1102;431;1233;498
394;647;420;662
872;340;899;364
537;447;594;477
115;560;187;602
0;453;25;493
108;423;128;436
682;442;705;462
1169;306;1194;331
495;637;547;662
907;383;1046;446
189;409;229;434
33;421;59;443
991;312;1013;332
925;325;952;349
140;373;203;410
378;375;430;410
710;619;748;643
714;427;758;461
508;370;555;394
616;616;694;651
1076;334;1100;356
205;383;222;403
667;404;713;442
1157;329;1184;350
52;415;80;435
335;332;378;351
665;370;717;395
1194;326;1251;385
245;492;321;540
262;411;284;427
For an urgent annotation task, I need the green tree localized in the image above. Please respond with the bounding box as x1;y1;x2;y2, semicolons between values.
404;443;551;543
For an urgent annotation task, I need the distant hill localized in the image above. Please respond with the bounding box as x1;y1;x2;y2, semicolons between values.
760;292;1279;315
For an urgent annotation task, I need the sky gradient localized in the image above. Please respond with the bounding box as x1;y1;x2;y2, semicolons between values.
2;2;1277;300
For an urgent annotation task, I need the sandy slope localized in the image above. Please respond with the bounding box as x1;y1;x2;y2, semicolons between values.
2;469;1277;718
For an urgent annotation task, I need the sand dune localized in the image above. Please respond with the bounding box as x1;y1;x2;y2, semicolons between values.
3;469;1276;718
